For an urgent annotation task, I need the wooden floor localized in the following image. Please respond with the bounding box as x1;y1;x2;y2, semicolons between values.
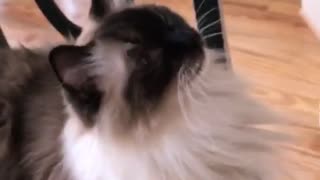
0;0;319;178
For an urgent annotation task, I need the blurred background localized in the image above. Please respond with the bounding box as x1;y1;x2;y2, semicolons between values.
0;0;319;177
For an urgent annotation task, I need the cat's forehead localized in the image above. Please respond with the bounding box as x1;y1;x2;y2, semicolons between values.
95;6;193;45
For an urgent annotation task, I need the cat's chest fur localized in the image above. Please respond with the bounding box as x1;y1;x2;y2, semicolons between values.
61;111;205;180
62;115;156;180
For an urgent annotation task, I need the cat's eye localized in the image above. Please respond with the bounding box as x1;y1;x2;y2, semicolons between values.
126;47;150;67
121;35;141;45
126;46;136;57
124;39;140;45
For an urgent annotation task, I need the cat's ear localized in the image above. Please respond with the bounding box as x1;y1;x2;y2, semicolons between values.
49;45;94;90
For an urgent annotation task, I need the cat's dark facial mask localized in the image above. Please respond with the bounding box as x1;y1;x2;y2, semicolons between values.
49;5;204;125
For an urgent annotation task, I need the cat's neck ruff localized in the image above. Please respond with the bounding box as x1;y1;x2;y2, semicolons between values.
60;90;189;180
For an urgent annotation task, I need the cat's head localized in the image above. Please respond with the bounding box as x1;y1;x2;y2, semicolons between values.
49;5;204;130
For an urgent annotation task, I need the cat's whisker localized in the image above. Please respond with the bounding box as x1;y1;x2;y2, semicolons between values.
200;19;220;34
198;7;217;27
177;66;203;113
178;69;223;127
182;65;208;88
177;66;209;107
203;32;222;40
196;0;206;13
188;81;210;104
177;69;193;124
171;62;209;114
184;83;206;106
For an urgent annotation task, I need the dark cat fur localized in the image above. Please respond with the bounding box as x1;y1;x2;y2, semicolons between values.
0;49;63;179
0;49;47;157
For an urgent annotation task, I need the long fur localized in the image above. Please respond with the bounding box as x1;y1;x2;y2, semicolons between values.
61;49;303;180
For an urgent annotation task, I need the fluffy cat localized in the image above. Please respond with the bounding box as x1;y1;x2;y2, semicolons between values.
0;3;309;180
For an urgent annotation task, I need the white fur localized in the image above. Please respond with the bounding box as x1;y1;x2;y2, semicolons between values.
62;116;117;180
62;116;150;180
